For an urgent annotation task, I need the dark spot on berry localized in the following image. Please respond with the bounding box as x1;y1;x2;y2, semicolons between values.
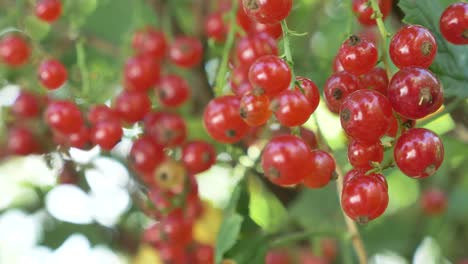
244;0;259;10
268;167;280;179
269;99;280;112
252;86;265;96
332;88;343;100
202;152;212;163
225;129;237;138
331;171;338;181
402;120;415;129
348;35;361;46
159;172;169;182
418;87;433;106
424;164;437;177
341;108;351;122
239;107;247;119
356;216;369;225
158;89;167;99
463;29;468;39
421;41;433;56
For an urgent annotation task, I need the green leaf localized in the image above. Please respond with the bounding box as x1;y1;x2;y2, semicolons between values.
215;213;243;264
247;175;287;233
228;235;269;264
399;0;468;98
24;16;50;40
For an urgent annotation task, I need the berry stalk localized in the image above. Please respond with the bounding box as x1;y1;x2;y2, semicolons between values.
369;0;392;78
76;39;90;98
280;20;296;89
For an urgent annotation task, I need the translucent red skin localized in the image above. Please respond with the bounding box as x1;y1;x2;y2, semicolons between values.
87;105;119;124
389;25;438;69
250;21;283;39
205;12;228;42
45;100;84;134
38;59;68;90
303;150;336;189
35;0;62;23
342;172;389;222
235;33;278;68
12;91;41;118
360;67;388;95
230;67;249;95
272;90;313;127
169;36;203;68
156;75;190;107
114;90;151;123
132;27;167;60
261;135;313;186
249;55;292;98
160;210;193;246
203;96;249;143
332;54;344;73
387;67;444;120
124;55;160;92
53;125;90;149
191;244;215;264
440;3;468;45
181;140;216;174
348;140;384;169
130;136;165;174
352;0;392;26
265;250;292;264
394;128;444;179
7;127;40;155
240;93;272;126
296;77;320;114
0;35;30;66
338;37;378;75
340;90;393;143
144;111;187;147
300;127;318;149
242;0;292;24
158;243;189;263
421;188;447;216
323;71;362;113
90;119;123;150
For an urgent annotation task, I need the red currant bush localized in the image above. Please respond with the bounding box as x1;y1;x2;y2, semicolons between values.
35;0;62;23
114;90;151;124
181;140;216;174
352;0;393;26
261;135;313;186
38;59;68;90
169;36;203;68
250;21;283;40
203;96;249;143
0;34;30;67
248;55;292;97
242;0;293;24
439;3;468;45
338;35;378;75
389;25;437;69
144;111;187;147
271;90;313;127
45;100;84;134
340;90;393;143
132;27;167;60
394;128;444;179
123;55;160;92
156;74;190;108
323;71;362;113
303;150;336;189
348;140;384;169
300;127;318;149
130;136;165;175
387;67;444;120
421;188;448;216
239;93;272;127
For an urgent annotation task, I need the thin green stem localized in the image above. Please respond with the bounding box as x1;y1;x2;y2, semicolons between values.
269;230;343;248
76;39;90;98
346;0;354;35
369;0;392;78
214;1;239;96
419;98;465;127
280;20;296;89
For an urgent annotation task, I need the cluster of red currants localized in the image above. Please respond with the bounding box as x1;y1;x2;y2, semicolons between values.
266;238;337;264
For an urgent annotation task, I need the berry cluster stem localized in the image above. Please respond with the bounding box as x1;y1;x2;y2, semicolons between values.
76;39;90;98
214;1;239;96
369;0;392;78
280;20;296;89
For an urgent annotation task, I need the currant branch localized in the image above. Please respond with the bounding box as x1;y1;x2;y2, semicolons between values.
369;0;392;78
75;39;90;99
280;20;296;89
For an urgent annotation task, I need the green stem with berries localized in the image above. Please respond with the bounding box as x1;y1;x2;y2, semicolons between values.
214;1;239;96
369;0;392;78
280;20;296;89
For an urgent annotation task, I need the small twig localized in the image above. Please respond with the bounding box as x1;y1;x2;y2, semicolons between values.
369;0;392;78
76;39;91;98
280;20;296;89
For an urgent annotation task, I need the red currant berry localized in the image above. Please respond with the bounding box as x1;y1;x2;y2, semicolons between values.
156;74;190;107
272;90;313;127
332;54;344;73
348;140;384;169
389;25;437;69
7;126;40;155
90;119;123;150
440;3;468;45
35;0;62;23
240;93;272;126
205;11;228;42
158;243;188;264
54;125;89;149
300;127;318;149
261;135;313;186
0;34;30;67
45;100;83;134
250;21;283;39
323;71;362;113
12;91;41;118
38;59;68;90
144;111;187;147
303;150;336;188
394;128;444;179
249;55;292;97
296;77;320;113
132;27;167;60
242;0;293;24
338;35;378;75
387;67;443;120
123;55;160;92
352;0;393;26
203;96;249;143
130;136;165;175
169;36;203;68
229;67;249;95
321;238;338;263
421;188;447;216
237;1;253;31
360;67;388;95
343;169;388;191
87;104;119;124
265;249;291;264
236;33;278;68
191;244;214;264
181;140;216;174
342;173;389;224
340;90;393;143
114;90;151;124
386;114;415;137
142;224;164;247
160;210;193;246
